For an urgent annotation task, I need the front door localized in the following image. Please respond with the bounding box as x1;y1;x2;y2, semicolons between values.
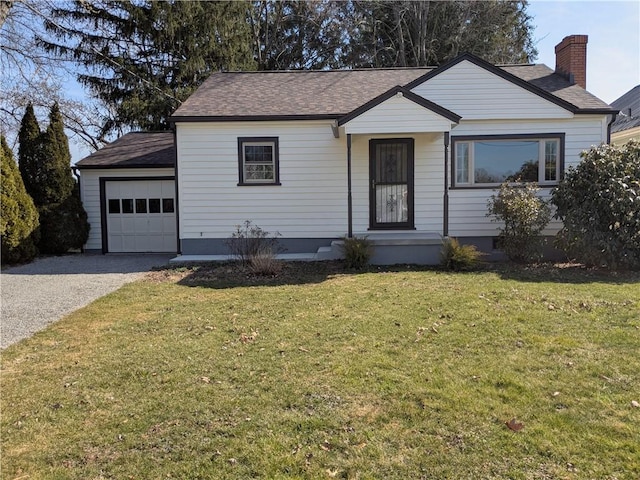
369;138;414;229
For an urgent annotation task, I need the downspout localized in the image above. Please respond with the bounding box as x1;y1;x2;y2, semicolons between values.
347;134;353;238
172;126;181;254
443;132;450;238
71;166;85;253
607;112;618;144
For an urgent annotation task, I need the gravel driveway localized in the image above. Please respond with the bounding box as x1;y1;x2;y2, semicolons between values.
1;254;172;349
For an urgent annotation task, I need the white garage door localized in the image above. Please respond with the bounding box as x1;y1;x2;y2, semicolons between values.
105;179;177;253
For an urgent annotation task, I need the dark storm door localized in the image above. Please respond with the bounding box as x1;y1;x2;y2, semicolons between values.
369;138;415;230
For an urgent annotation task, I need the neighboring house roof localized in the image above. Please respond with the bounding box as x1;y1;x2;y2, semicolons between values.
610;85;640;134
75;132;175;169
170;53;613;121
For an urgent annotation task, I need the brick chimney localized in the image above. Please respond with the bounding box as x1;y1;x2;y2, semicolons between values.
555;35;588;89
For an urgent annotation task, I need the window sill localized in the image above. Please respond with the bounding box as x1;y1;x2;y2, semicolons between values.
451;183;558;190
237;182;282;186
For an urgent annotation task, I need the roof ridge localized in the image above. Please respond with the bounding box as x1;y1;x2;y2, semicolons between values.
214;66;437;74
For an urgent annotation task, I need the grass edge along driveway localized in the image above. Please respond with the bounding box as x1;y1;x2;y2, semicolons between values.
2;262;639;479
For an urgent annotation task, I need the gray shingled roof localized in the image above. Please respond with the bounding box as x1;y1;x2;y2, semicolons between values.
75;132;175;169
171;68;428;118
171;62;612;119
500;64;612;110
610;85;640;133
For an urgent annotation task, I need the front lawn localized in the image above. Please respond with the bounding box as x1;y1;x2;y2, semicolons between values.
2;262;639;479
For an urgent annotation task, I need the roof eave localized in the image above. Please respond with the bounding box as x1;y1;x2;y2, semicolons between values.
75;163;175;170
169;114;343;124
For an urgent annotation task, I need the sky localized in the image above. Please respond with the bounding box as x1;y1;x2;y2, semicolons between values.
67;0;640;163
527;0;639;104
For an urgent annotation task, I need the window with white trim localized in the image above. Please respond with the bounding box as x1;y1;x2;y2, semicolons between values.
453;135;563;187
238;137;280;185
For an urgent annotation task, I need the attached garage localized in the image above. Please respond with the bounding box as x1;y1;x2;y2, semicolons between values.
75;132;178;254
103;178;176;253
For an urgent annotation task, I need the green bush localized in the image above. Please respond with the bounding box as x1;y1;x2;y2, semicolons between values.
552;141;640;269
1;135;40;265
440;237;484;271
38;186;90;254
226;220;282;265
340;236;373;269
487;181;551;263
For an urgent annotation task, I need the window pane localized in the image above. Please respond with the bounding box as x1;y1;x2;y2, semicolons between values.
245;145;273;163
245;164;274;181
474;140;539;183
162;198;174;213
108;199;120;214
456;143;470;184
149;198;161;213
122;199;134;214
135;199;147;213
544;141;558;181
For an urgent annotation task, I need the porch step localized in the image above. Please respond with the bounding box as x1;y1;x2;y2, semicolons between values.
314;241;344;261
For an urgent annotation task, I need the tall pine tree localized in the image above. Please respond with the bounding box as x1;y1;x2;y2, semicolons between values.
40;0;255;138
40;102;75;204
1;135;40;264
17;102;89;254
18;102;45;206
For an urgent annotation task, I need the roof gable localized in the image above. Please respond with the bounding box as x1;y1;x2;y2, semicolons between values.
338;85;461;126
410;55;578;120
338;86;460;135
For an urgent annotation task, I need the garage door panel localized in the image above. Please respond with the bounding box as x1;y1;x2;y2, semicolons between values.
105;179;176;253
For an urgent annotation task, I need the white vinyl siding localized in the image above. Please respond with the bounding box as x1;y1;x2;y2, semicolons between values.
343;95;454;134
78;168;175;251
176;121;347;240
411;60;574;120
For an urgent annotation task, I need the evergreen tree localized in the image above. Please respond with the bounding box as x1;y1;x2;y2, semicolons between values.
38;184;90;255
18;102;45;205
1;135;40;265
17;102;90;254
40;102;75;204
36;103;90;254
40;0;255;138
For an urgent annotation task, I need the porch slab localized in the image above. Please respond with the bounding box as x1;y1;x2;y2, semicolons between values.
356;231;443;246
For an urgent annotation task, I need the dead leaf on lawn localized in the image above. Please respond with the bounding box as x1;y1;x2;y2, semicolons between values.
631;400;639;408
239;331;259;343
200;376;211;384
506;418;524;432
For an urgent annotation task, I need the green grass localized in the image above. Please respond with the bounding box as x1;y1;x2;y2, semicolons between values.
2;263;639;479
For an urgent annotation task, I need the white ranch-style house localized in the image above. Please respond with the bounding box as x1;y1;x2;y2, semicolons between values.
76;35;618;264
